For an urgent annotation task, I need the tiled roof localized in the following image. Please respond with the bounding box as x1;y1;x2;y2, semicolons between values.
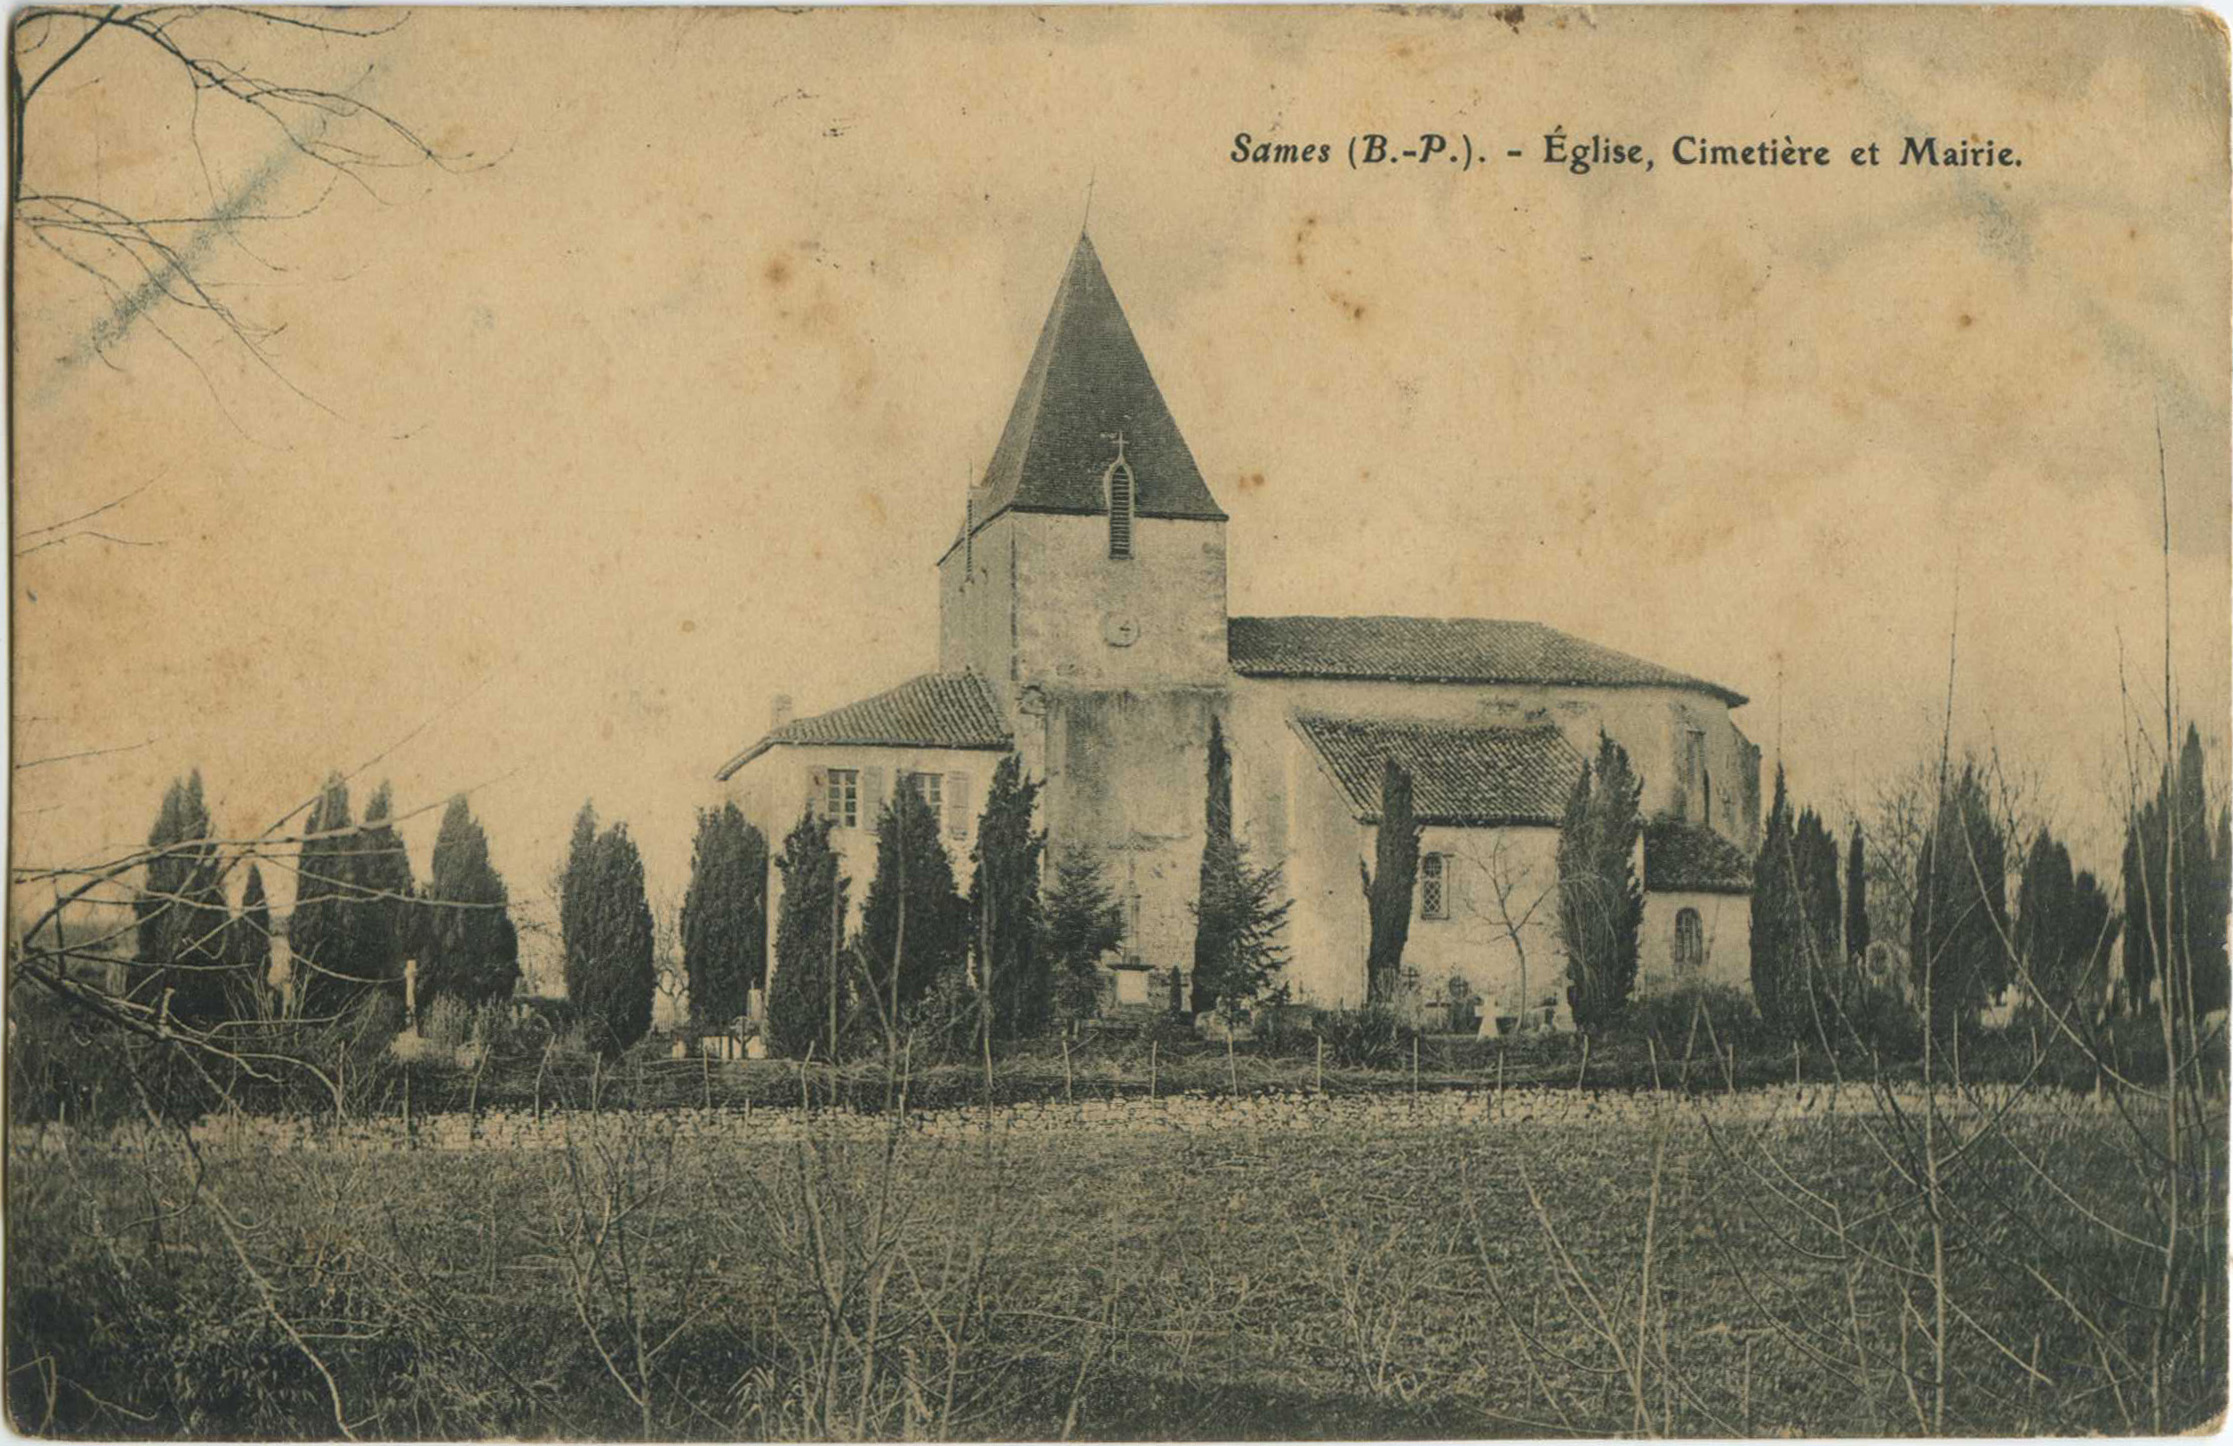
716;672;1012;779
1291;713;1585;827
1231;615;1747;707
1643;818;1754;895
963;233;1224;541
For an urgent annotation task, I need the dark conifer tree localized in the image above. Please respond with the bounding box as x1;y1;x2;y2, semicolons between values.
680;801;768;1026
1910;763;2010;1035
1192;716;1236;1009
135;771;232;1024
356;781;417;1000
1558;732;1644;1034
1845;820;1871;963
291;773;367;1021
1046;848;1125;1022
1794;806;1845;1027
2016;828;2119;1020
560;801;599;993
568;823;654;1056
765;808;849;1059
1750;767;1798;1031
228;864;274;1014
2120;725;2228;1017
1191;844;1293;1012
969;755;1047;1040
420;795;520;1007
859;784;969;1027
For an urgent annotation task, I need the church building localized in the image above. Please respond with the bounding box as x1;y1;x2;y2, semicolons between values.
717;232;1761;1026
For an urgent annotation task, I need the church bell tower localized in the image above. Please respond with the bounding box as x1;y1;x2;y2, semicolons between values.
937;231;1229;704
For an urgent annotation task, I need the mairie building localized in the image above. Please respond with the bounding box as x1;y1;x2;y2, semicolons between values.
717;232;1760;1027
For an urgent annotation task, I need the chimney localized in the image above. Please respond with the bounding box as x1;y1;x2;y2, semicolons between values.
770;693;794;731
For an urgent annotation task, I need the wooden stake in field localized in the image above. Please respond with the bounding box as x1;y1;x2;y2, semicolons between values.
1226;1029;1238;1095
1577;1032;1592;1089
1062;1033;1074;1103
1315;1037;1325;1093
1411;1034;1420;1103
1793;1038;1803;1088
1740;1334;1755;1435
1149;1038;1158;1101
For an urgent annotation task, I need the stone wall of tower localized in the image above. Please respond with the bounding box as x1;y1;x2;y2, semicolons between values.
937;509;1022;714
1010;512;1227;692
938;510;1229;702
934;507;1230;978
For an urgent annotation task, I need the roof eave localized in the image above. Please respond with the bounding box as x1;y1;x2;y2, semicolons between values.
1238;663;1745;708
1360;811;1565;830
716;734;1015;783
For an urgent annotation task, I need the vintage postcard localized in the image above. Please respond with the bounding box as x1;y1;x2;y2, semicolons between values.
8;4;2229;1439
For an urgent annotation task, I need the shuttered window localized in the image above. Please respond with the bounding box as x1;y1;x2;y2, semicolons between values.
905;771;943;831
826;768;859;828
1674;908;1705;971
1106;456;1134;559
945;771;970;840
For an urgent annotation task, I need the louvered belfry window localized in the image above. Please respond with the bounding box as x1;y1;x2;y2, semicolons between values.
1106;455;1135;559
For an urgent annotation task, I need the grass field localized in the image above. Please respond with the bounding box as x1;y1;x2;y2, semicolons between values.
8;1084;2222;1440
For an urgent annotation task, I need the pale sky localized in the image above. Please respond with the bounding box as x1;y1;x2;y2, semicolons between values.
12;6;2228;941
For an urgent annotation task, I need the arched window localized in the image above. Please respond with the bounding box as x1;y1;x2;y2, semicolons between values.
1419;853;1448;920
1673;908;1705;972
1106;459;1135;558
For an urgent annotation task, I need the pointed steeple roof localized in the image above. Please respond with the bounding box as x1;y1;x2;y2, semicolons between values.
966;233;1224;537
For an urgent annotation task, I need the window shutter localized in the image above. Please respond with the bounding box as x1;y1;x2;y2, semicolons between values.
806;765;827;819
946;771;971;839
860;766;885;828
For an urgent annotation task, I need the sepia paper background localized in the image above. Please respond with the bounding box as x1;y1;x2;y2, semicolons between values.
12;5;2229;963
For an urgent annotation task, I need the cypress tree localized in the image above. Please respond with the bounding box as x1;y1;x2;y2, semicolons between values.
2015;828;2119;1020
2120;725;2227;1017
1360;757;1422;1007
356;781;417;1000
560;801;599;994
1845;820;1870;963
136;771;232;1025
420;795;520;1008
228;864;274;1014
765;808;848;1059
292;773;368;1021
1558;732;1644;1034
969;755;1048;1040
1192;716;1236;1010
569;823;654;1056
860;784;970;1026
1750;766;1797;1031
680;801;768;1026
1910;763;2010;1035
1792;806;1845;1030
